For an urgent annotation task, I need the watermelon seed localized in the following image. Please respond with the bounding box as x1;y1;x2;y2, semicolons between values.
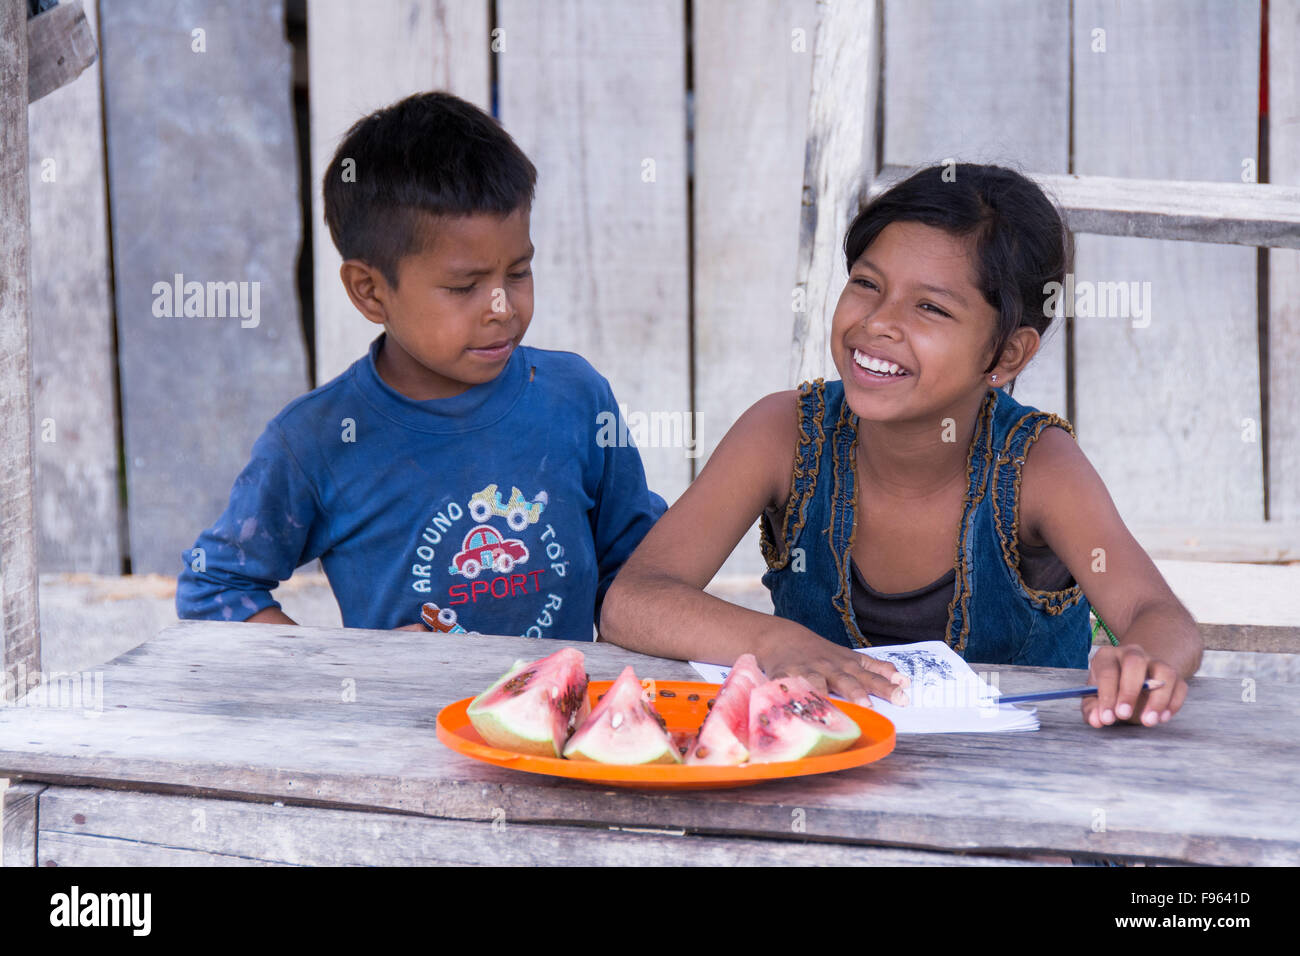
678;745;688;755
687;694;699;702
696;746;710;759
659;689;676;698
611;713;624;729
758;713;770;726
707;698;716;709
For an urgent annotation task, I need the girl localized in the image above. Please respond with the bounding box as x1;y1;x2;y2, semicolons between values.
601;163;1201;729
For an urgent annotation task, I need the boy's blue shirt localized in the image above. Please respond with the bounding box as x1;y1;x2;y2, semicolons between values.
176;334;667;637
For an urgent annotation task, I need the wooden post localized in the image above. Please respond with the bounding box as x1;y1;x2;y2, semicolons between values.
26;0;97;104
0;0;41;700
790;0;881;385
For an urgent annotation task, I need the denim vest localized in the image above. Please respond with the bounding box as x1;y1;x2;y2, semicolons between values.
760;380;1091;668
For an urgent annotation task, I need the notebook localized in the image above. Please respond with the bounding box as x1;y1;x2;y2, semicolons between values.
690;640;1038;734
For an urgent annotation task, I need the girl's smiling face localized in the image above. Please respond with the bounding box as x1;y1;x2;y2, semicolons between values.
832;220;1017;423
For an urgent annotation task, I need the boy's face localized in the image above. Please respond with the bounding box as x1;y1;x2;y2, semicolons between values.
346;207;535;400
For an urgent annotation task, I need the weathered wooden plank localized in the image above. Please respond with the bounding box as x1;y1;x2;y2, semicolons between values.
1135;523;1300;563
100;0;310;574
1198;624;1300;655
27;0;121;574
0;0;43;691
881;0;1070;417
25;0;96;104
496;0;691;502
1269;0;1300;521
39;831;289;867
1071;1;1263;526
308;0;491;385
0;622;1295;864
693;0;817;578
791;0;880;385
2;780;44;867
1150;558;1300;635
873;166;1300;250
36;786;1054;866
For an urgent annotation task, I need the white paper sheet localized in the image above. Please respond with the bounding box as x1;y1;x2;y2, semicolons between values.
690;641;1038;734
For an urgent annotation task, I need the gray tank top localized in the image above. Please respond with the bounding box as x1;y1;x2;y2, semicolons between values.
850;542;1075;646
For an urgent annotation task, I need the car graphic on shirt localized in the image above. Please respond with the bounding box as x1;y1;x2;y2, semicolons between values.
448;524;530;579
420;601;468;634
467;484;548;531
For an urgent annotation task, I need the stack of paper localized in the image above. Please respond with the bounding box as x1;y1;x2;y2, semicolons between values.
690;640;1038;734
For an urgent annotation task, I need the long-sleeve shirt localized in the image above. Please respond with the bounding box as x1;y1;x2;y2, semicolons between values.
176;333;667;638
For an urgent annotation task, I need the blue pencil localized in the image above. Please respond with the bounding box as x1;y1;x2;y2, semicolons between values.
995;679;1166;705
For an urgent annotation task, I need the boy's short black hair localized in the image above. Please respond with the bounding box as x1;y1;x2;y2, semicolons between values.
322;91;538;288
843;164;1072;382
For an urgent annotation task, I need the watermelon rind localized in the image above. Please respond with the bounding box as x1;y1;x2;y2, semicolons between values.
747;676;861;764
467;649;589;757
563;666;682;765
686;653;765;765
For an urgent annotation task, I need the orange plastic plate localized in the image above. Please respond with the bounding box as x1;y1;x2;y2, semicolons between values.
436;679;896;790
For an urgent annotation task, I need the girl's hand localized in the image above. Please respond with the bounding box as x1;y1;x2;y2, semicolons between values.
757;637;911;709
1082;644;1187;728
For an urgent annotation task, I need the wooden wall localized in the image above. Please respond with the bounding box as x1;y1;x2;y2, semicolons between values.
795;0;1284;537
692;0;817;576
1270;0;1300;523
308;0;490;387
881;0;1070;417
1071;0;1263;524
22;0;1292;593
27;0;119;574
99;0;309;574
2;0;41;685
496;0;692;502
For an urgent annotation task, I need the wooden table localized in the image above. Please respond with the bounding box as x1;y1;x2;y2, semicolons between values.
1;621;1296;866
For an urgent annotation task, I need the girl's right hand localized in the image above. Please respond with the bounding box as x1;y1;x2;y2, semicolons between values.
756;627;911;708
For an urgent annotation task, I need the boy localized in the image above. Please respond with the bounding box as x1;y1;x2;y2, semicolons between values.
176;92;666;638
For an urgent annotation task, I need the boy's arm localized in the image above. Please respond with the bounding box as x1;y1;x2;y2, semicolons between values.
1021;426;1203;729
176;422;323;624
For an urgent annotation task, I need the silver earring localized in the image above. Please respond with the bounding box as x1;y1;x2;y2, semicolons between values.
991;374;999;383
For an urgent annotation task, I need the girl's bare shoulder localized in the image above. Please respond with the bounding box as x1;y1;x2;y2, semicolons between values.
1017;423;1095;546
709;390;802;515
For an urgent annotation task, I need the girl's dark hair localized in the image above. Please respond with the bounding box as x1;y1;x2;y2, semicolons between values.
842;164;1071;378
322;91;537;288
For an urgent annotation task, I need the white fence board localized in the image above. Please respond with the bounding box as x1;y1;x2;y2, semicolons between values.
883;0;1070;416
693;0;817;576
101;0;311;573
1071;0;1263;525
308;0;491;386
0;0;41;683
497;0;692;502
27;0;120;573
791;0;880;385
1269;0;1300;522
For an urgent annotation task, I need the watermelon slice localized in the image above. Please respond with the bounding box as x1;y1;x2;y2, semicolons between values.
747;676;861;763
563;666;682;765
686;653;766;765
466;648;590;757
